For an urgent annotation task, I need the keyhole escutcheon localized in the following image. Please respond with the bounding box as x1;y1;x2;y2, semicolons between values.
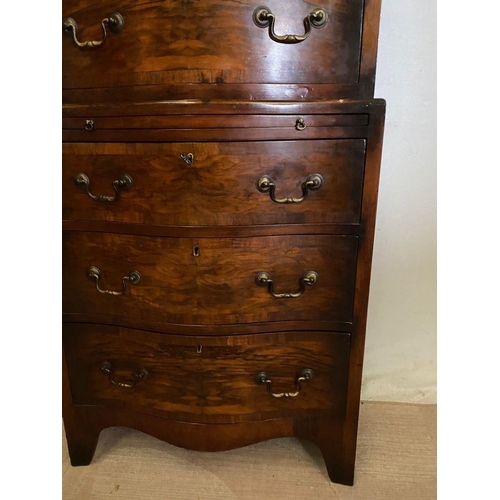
193;246;200;257
181;153;194;165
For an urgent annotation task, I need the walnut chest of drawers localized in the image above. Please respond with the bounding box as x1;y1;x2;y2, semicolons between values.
62;0;385;485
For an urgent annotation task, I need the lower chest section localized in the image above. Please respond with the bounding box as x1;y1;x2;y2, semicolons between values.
61;103;382;442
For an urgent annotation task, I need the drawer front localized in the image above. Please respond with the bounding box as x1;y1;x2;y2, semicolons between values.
62;233;358;326
64;324;351;423
63;140;366;226
62;114;369;130
62;0;364;88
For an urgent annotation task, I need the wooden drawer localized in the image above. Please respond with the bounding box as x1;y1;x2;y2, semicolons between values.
62;0;365;88
63;140;366;226
62;233;358;327
64;324;351;424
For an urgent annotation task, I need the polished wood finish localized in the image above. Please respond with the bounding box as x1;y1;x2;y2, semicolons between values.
64;324;350;424
62;99;385;117
64;347;352;485
63;334;353;483
63;314;352;337
62;0;365;87
61;221;362;238
62;114;369;129
62;83;372;104
341;101;386;483
63;233;358;326
63;140;366;226
61;104;385;483
63;125;370;142
61;0;382;104
62;0;385;486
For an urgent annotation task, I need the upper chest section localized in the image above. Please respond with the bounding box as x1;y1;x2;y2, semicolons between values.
62;0;380;101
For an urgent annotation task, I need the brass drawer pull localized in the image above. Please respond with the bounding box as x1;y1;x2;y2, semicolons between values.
63;12;124;49
253;6;328;44
256;174;323;204
255;271;318;298
75;172;133;202
255;369;314;398
100;361;149;388
295;118;306;131
87;266;142;296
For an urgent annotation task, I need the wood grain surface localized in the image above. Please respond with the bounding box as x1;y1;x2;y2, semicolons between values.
62;83;370;104
62;0;364;87
60;0;387;485
63;140;366;226
62;99;386;118
62;114;369;130
64;324;351;424
62;232;358;326
63;126;371;142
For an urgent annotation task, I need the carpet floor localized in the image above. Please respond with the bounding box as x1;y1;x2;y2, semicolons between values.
63;401;436;499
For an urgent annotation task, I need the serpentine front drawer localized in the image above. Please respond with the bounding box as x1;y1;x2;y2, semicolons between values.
62;0;365;88
62;139;366;227
62;232;358;327
64;324;351;424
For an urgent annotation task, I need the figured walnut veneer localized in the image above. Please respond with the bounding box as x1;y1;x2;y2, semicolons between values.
62;0;385;486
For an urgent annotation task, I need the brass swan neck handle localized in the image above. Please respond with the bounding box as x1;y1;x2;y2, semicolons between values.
255;271;319;299
256;174;323;204
100;361;149;389
255;369;315;398
63;12;124;48
87;266;142;296
253;6;328;44
75;173;133;202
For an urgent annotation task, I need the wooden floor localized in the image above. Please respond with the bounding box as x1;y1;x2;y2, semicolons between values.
62;402;436;499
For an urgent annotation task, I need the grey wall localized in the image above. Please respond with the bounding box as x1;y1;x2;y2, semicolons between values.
361;0;437;403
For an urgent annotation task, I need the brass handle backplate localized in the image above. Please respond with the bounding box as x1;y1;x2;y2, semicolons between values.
75;172;133;202
88;266;142;296
254;368;315;398
255;271;318;298
253;6;328;44
100;361;149;388
256;174;323;204
62;12;124;48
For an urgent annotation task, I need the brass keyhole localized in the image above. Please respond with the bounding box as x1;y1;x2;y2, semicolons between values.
193;246;200;257
197;345;203;354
